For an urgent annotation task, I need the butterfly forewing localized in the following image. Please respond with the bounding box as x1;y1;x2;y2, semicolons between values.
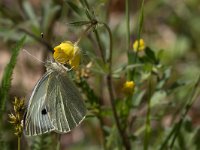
47;71;87;133
24;73;55;136
24;62;87;136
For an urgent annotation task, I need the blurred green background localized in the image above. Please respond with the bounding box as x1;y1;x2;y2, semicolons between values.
0;0;200;149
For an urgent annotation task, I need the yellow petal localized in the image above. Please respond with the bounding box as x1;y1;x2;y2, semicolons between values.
69;46;81;69
53;41;75;64
133;39;145;52
58;41;74;56
53;41;82;69
53;48;70;64
122;81;135;95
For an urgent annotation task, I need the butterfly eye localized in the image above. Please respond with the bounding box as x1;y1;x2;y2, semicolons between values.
41;108;47;115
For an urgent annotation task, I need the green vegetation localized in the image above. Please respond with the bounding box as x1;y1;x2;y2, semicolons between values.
0;0;200;149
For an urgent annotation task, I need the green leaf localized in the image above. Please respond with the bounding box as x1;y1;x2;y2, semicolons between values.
150;90;167;107
106;126;121;149
23;1;39;28
137;0;145;38
156;67;171;89
145;47;158;64
0;36;26;120
67;20;91;26
114;64;142;74
84;8;94;20
42;3;61;33
132;90;146;106
65;1;84;16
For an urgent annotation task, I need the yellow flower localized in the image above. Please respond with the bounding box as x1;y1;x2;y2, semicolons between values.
53;41;81;69
133;38;145;52
69;45;81;69
122;81;135;95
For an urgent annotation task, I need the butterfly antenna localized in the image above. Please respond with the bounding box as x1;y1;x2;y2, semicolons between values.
22;49;45;64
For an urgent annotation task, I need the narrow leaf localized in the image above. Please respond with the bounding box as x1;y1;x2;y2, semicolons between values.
0;36;26;119
65;1;84;16
23;1;39;28
67;21;91;26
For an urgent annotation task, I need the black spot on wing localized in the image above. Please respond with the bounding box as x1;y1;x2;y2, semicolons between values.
41;108;47;115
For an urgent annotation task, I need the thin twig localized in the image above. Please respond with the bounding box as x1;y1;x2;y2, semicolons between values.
75;22;97;45
18;28;53;52
101;22;131;150
94;30;106;63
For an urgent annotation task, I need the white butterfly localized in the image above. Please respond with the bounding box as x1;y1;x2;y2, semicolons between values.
24;61;86;136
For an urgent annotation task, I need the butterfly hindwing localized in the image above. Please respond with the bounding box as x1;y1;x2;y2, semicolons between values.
24;72;54;136
47;71;87;133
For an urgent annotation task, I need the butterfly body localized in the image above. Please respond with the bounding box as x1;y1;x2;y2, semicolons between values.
24;62;86;136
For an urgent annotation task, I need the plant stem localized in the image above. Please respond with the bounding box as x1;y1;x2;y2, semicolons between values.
132;0;145;78
144;78;152;150
126;0;130;51
75;22;97;45
18;137;21;150
101;22;131;150
18;28;53;52
94;30;106;63
56;134;61;150
126;0;131;80
135;0;144;59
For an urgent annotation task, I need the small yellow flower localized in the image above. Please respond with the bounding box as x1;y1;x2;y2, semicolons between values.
122;81;135;95
133;38;145;52
53;41;81;69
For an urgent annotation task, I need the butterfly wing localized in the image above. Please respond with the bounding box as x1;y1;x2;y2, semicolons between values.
24;72;55;136
47;71;87;133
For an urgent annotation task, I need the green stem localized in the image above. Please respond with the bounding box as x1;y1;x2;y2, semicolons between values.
56;134;61;150
75;22;97;45
126;0;131;80
144;78;152;150
132;0;145;78
101;22;131;150
94;30;106;63
18;137;20;150
126;0;130;51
